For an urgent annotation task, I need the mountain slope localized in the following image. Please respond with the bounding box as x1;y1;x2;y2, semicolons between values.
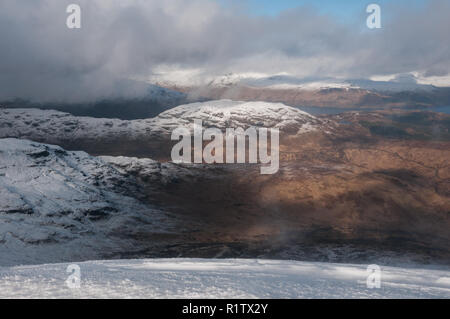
0;138;175;266
0;100;327;137
154;100;328;133
157;74;450;109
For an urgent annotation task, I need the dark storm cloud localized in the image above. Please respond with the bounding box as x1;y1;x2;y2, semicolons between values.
0;0;448;102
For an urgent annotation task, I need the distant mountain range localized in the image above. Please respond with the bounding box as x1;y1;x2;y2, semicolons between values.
155;73;450;110
2;75;449;121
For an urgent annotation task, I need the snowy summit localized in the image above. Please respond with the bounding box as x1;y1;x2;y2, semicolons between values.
0;100;328;143
155;100;324;133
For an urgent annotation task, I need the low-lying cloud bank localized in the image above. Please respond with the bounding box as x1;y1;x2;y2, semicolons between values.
0;0;449;102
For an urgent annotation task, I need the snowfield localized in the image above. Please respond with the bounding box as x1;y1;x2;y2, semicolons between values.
0;258;449;299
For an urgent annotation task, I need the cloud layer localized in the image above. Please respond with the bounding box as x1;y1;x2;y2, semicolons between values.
0;0;449;102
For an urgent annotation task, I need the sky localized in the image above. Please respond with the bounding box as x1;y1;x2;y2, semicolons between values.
225;0;378;17
222;0;426;20
0;0;448;102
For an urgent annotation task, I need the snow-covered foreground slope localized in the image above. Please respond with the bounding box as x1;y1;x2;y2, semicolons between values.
0;100;328;144
0;258;449;298
0;138;175;267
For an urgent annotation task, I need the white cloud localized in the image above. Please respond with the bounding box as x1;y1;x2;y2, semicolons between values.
0;0;449;102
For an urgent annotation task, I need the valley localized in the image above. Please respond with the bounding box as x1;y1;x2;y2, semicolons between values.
1;102;448;266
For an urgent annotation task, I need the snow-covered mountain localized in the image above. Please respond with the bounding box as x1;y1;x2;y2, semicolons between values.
155;72;438;92
155;73;450;109
0;138;178;266
1;258;449;298
206;74;358;91
155;100;327;133
247;75;437;92
0;100;329;144
0;108;158;143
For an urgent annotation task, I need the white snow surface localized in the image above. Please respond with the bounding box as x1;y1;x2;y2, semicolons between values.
0;138;174;267
155;100;323;133
0;100;325;143
0;258;449;299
